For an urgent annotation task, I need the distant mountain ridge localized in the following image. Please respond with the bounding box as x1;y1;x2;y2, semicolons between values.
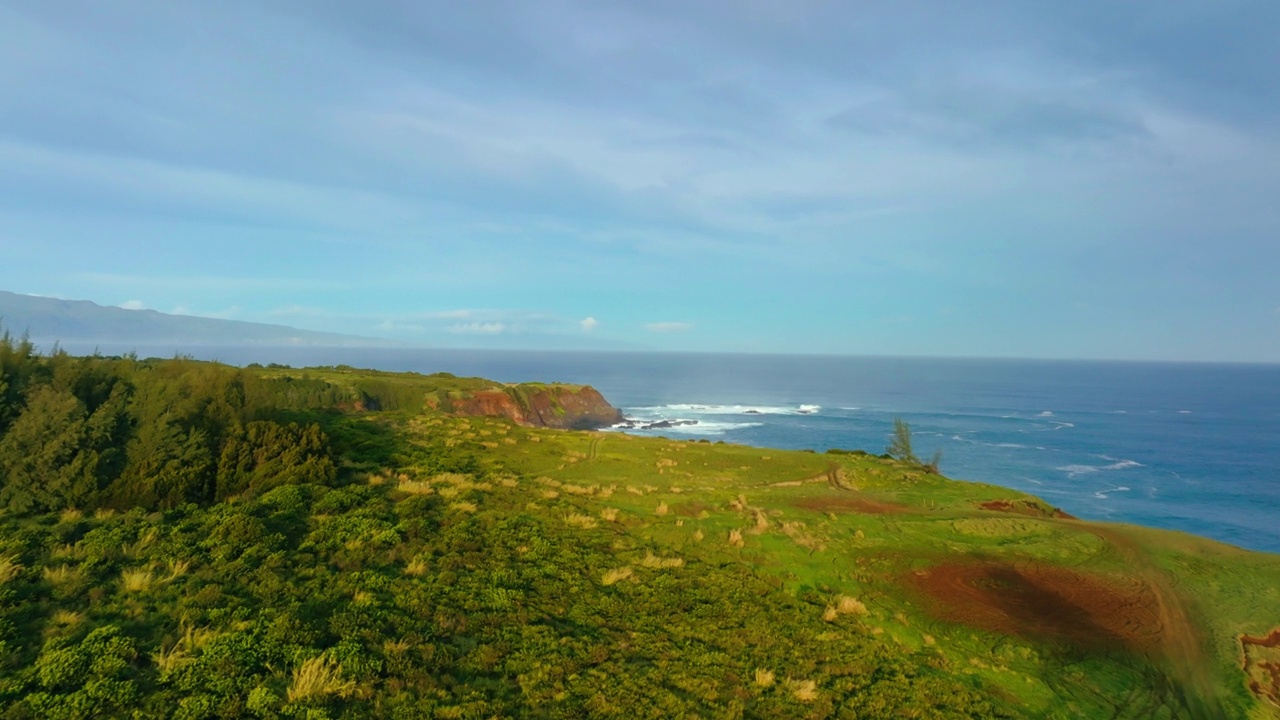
0;291;391;348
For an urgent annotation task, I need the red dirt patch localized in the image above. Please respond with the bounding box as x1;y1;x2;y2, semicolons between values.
978;499;1076;520
793;495;908;515
1241;629;1280;708
907;561;1163;652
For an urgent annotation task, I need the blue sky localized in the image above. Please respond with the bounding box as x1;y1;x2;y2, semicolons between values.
1;1;1278;360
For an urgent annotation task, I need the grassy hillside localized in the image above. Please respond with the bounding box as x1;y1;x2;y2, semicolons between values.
1;352;1277;718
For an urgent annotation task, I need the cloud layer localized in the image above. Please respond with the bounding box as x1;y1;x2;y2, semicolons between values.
1;1;1277;360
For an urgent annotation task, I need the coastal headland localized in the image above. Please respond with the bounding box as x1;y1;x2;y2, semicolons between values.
0;351;1276;718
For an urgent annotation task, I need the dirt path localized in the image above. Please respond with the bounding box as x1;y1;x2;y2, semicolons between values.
1083;523;1222;718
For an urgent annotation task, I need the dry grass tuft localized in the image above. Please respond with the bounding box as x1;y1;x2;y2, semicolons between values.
180;624;219;652
836;595;868;616
626;485;644;496
564;513;598;529
449;502;477;513
655;501;669;516
288;656;356;702
50;609;85;628
822;605;840;622
58;508;83;523
397;479;435;495
42;564;83;587
751;509;770;534
51;543;82;560
561;483;596;496
152;643;191;674
788;678;819;702
639;552;685;569
693;529;705;542
753;668;776;687
406;557;429;576
93;508;116;520
120;568;154;593
781;521;825;552
167;559;191;580
599;507;620;522
728;529;745;548
601;567;634;586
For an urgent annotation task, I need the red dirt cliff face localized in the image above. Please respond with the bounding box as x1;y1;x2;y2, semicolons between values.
448;385;624;430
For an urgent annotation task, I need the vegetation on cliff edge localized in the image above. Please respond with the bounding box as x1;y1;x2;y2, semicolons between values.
0;338;1277;719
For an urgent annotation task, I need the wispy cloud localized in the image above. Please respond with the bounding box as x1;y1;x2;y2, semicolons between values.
120;299;145;310
644;321;693;333
449;322;507;335
2;2;1279;359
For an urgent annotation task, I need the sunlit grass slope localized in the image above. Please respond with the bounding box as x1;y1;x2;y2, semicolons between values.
1;360;1278;718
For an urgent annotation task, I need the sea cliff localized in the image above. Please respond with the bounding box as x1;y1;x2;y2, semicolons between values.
433;383;624;430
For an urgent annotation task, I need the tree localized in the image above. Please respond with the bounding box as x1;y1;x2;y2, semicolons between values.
216;421;335;500
886;418;941;474
0;386;98;512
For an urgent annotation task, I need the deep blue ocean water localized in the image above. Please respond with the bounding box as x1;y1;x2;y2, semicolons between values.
84;346;1280;554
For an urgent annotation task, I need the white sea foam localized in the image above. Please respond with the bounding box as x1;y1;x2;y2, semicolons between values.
608;420;763;436
628;403;819;417
1058;460;1143;478
1093;486;1131;499
1104;460;1143;470
1037;410;1054;417
1178;410;1192;414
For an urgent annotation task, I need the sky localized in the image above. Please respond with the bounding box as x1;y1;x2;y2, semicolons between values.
1;1;1278;361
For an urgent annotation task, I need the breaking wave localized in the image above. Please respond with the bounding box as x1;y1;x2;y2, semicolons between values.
627;403;820;417
1058;460;1144;478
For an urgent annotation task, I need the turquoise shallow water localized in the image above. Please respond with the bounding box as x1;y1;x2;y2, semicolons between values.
76;346;1280;554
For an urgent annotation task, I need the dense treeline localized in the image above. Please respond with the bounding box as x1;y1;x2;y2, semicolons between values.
0;334;338;513
0;404;1008;719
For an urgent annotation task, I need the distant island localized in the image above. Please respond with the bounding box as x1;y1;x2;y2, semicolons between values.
0;339;1277;718
0;290;393;349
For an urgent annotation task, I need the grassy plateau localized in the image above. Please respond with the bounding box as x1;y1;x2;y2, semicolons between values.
0;354;1277;718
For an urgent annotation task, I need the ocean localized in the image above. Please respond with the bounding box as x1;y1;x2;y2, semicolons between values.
85;346;1280;554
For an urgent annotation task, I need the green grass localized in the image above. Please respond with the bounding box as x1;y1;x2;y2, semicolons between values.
1;360;1278;718
436;414;1280;719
